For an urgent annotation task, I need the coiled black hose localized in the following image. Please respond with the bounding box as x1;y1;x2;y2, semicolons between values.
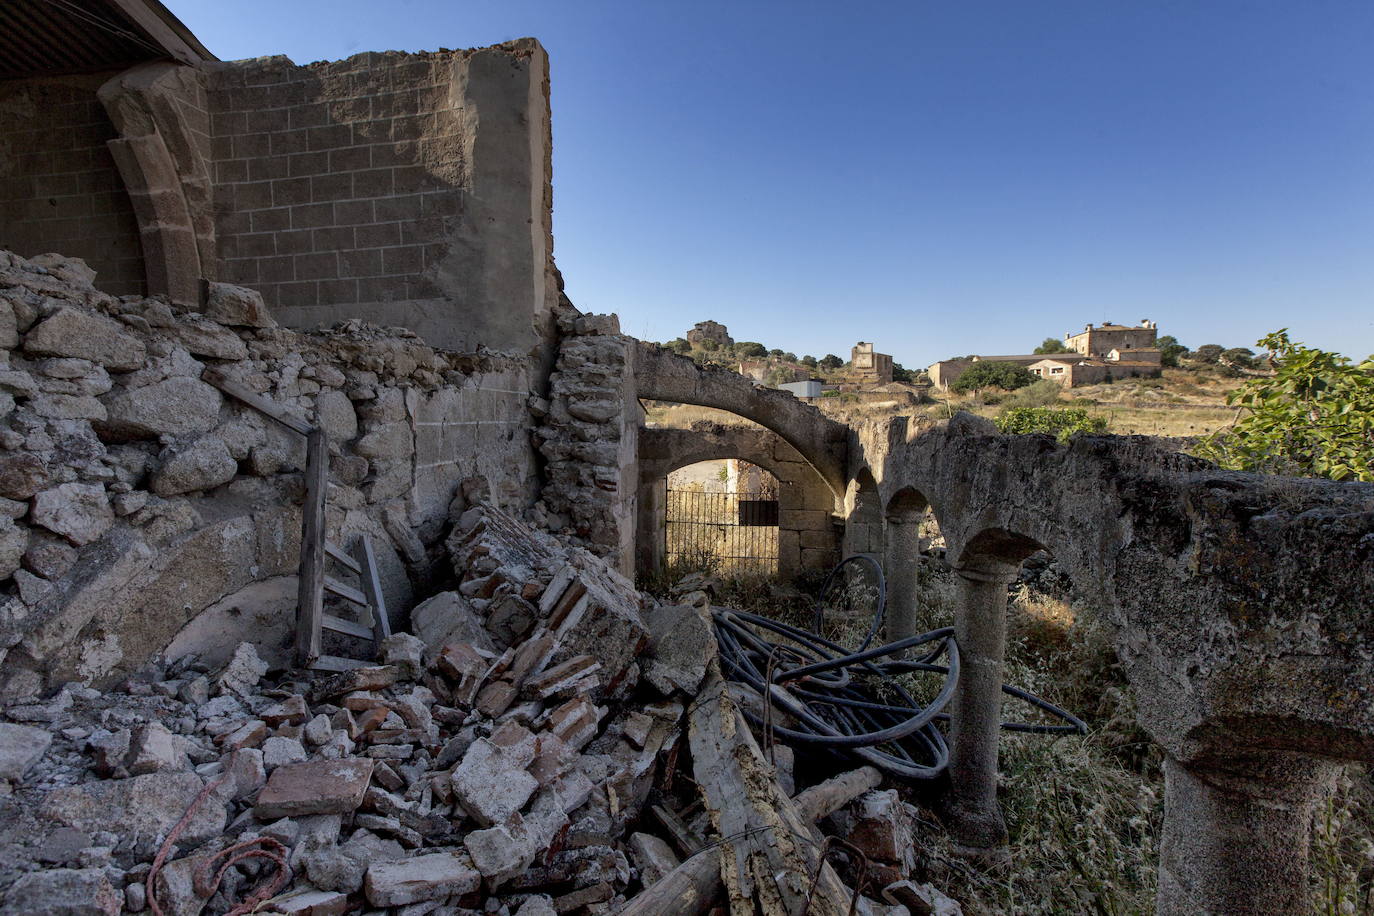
712;555;1086;782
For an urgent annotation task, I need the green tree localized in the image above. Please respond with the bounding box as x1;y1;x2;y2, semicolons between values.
782;352;798;363
819;354;843;371
699;338;719;352
951;361;1037;393
1157;334;1188;367
1193;344;1224;364
1034;337;1071;355
665;337;691;355
800;355;818;368
1222;347;1257;369
735;341;767;358
768;348;784;358
995;406;1107;441
891;362;913;383
1194;330;1374;482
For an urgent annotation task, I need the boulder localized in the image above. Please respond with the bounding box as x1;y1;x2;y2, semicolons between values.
30;482;113;545
0;868;121;916
363;852;480;907
151;435;237;496
640;604;715;696
0;721;52;781
254;758;375;818
0;452;48;499
167;317;249;360
410;591;496;654
214;642;269;697
24;307;146;371
42;771;225;845
203;282;275;328
0;517;28;578
98;376;222;440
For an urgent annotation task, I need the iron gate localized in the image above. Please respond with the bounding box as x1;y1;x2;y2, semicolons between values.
665;489;779;575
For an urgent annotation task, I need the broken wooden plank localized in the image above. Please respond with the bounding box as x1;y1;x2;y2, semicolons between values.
620;766;881;916
688;667;855;916
202;367;313;436
353;535;391;650
321;614;373;640
294;426;328;666
325;540;362;575
323;576;368;607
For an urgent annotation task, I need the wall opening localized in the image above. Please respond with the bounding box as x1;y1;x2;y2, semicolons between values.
664;459;779;576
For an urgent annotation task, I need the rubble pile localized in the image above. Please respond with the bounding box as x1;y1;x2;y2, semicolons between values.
0;248;535;699
0;499;957;915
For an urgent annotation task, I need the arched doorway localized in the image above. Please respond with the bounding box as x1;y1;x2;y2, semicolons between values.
664;459;780;576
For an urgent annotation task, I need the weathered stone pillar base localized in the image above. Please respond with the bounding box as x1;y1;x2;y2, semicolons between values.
945;559;1018;855
1158;752;1341;916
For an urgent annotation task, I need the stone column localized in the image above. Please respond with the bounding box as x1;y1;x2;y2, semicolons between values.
1157;752;1341;916
883;511;923;648
945;559;1019;856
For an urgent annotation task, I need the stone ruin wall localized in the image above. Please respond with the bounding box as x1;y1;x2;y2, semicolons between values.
0;248;541;700
0;73;146;298
1;39;558;365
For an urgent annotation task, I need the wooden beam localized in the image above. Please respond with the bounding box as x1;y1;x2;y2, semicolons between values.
104;0;213;66
201;367;313;436
688;668;854;915
353;535;391;652
294;427;327;666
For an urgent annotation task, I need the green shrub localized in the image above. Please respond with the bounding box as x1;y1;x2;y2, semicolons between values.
1194;330;1374;481
951;361;1037;393
996;407;1108;441
1006;379;1064;409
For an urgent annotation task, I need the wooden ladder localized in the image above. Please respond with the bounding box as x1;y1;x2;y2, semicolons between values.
203;368;392;671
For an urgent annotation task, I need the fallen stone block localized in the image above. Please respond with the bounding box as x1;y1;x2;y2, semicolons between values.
43;771;225;845
640;603;715;697
260;887;349;916
254;757;375;818
203;281;276;328
883;880;964;916
451;732;538;827
0;721;52;782
0;867;121;916
364;851;481;907
380;632;426;679
628;832;681;887
125;722;188;775
525;654;601;701
215;642;269;697
434;642;492;705
411;591;496;655
310;665;400;700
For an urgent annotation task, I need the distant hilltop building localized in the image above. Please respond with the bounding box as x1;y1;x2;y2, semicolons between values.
928;319;1163;390
851;341;894;384
686;320;732;348
1065;319;1158;357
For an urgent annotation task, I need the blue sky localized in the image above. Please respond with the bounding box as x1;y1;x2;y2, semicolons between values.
171;1;1374;368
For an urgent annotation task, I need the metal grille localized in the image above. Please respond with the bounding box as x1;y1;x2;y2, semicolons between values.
666;489;779;575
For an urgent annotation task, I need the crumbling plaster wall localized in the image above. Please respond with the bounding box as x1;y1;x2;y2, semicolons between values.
0;249;540;699
0;73;146;298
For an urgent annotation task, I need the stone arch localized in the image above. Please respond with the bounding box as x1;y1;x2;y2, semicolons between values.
843;468;883;557
631;341;849;500
636;424;840;579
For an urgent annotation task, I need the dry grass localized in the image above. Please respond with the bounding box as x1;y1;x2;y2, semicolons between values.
680;559;1374;915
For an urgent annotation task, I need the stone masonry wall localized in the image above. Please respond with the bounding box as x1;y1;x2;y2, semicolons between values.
0;248;540;698
200;42;556;357
0;74;145;297
535;307;640;575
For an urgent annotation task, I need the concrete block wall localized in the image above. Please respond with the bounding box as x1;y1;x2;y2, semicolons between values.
200;42;556;356
0;74;145;297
